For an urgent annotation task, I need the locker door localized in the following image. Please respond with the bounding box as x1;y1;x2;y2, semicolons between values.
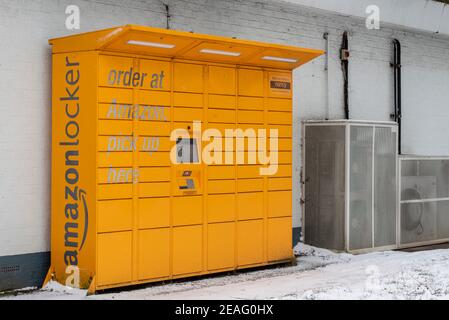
173;225;203;275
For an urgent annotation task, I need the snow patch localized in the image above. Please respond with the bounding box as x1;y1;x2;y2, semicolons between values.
294;243;352;263
42;281;88;297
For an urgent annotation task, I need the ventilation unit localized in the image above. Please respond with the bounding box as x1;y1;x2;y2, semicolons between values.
399;156;449;248
302;120;398;253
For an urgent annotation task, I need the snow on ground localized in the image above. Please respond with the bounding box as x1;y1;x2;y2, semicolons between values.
3;243;449;300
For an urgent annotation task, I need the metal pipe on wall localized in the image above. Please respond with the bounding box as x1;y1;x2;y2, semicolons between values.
340;31;350;119
324;32;330;120
391;39;402;154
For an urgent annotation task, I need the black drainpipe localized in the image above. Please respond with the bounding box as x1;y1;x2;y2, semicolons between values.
391;39;402;154
164;3;171;30
340;31;350;119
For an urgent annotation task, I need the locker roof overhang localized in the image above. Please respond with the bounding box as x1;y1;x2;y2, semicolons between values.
49;25;324;70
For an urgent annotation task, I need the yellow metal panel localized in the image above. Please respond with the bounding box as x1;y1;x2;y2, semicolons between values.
139;152;171;167
208;109;235;124
98;167;134;184
98;184;133;200
173;226;203;275
139;167;171;182
182;41;260;65
237;165;261;179
268;178;292;191
269;125;292;138
208;66;236;95
139;90;171;106
49;26;125;53
209;94;236;110
99;55;134;88
138;137;171;152
237;179;264;193
208;223;235;270
98;152;133;168
208;165;235;180
207;194;236;223
102;29;194;58
247;47;321;69
139;182;171;198
139;122;171;136
238;192;264;220
98;200;133;233
50;52;98;287
208;180;236;194
238;110;264;124
139;59;171;91
98;136;133;152
237;138;259;152
273;164;292;178
97;232;132;286
173;196;203;226
50;25;324;70
254;137;275;152
268;191;292;217
277;151;292;164
268;98;291;112
237;220;264;266
238;96;264;110
173;92;203;108
235;151;262;165
207;123;236;137
238;123;264;131
138;228;170;280
138;197;170;229
267;217;292;261
238;69;263;96
98;88;133;104
267;111;292;125
99;104;133;120
174;107;203;122
277;138;292;151
136;105;170;122
174;63;204;93
98;120;133;135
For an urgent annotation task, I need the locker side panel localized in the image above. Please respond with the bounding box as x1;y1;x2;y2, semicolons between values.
51;51;98;288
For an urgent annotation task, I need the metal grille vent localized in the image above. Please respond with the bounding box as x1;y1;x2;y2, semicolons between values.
0;265;20;273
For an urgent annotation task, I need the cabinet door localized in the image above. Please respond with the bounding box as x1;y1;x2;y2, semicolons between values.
138;228;170;280
267;217;292;262
238;192;263;220
173;226;203;275
237;220;264;266
97;232;132;286
173;196;203;226
174;63;204;93
208;222;235;271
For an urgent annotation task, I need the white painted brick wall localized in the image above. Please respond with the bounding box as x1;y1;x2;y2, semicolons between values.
1;0;449;256
0;0;166;256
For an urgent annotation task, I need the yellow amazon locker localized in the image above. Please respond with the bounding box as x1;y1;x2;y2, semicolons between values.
47;25;323;292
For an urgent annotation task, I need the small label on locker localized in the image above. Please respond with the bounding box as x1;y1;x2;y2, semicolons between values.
183;171;192;177
391;127;397;133
270;80;291;90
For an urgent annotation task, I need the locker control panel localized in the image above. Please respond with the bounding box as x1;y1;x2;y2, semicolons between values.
176;169;200;195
